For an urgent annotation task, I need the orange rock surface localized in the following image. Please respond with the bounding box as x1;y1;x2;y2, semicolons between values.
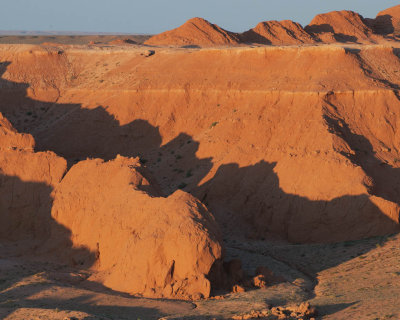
305;10;378;43
0;112;67;242
0;112;34;150
146;8;399;47
1;5;400;304
145;17;240;46
0;105;223;299
374;4;400;36
1;43;400;243
241;20;316;45
50;156;222;299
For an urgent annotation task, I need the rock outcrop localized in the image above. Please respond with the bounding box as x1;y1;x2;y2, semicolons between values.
373;5;400;36
305;10;378;43
50;156;223;299
145;17;240;46
145;7;400;46
0;111;223;300
241;20;316;45
0;113;67;241
2;43;400;243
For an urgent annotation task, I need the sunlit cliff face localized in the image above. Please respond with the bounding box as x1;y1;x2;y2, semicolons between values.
0;4;400;301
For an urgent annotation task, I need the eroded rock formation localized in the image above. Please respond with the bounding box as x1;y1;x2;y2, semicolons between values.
0;112;223;299
1;4;400;302
241;20;316;45
145;6;400;47
51;156;222;299
145;17;241;46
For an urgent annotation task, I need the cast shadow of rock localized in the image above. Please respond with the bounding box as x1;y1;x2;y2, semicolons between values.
0;59;398;244
0;60;399;312
305;23;335;36
0;285;169;319
373;14;395;35
317;301;358;318
30;295;167;319
0;285;170;319
0;61;213;194
0;173;190;318
304;24;359;43
239;29;272;45
0;173;99;318
0;173;95;266
194;160;399;244
333;33;358;43
323;101;400;205
180;44;201;48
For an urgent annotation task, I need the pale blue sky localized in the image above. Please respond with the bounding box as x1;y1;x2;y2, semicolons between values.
1;0;399;34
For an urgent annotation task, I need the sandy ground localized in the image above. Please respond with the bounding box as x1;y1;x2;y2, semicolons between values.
1;233;399;319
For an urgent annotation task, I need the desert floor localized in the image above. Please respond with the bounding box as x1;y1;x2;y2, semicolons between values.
1;232;400;319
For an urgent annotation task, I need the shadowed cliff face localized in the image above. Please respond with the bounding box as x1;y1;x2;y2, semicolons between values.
323;99;400;205
0;61;225;300
0;56;399;244
0;173;97;268
195;160;399;243
372;5;400;37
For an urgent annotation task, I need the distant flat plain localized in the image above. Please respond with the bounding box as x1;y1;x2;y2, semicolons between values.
0;33;151;45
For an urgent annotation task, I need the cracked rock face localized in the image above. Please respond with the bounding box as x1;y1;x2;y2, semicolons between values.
1;43;400;245
50;156;223;299
0;114;223;300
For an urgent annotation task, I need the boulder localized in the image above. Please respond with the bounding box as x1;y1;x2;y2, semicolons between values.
50;156;223;299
